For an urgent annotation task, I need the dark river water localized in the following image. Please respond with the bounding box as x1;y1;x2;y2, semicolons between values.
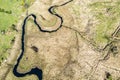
13;0;73;80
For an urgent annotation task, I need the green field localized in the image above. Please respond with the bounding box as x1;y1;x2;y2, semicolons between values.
90;0;120;47
0;0;35;65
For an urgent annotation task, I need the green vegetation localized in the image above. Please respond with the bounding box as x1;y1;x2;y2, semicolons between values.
0;0;35;65
105;72;113;80
90;0;120;47
107;76;113;80
0;32;15;64
0;8;12;14
51;7;57;14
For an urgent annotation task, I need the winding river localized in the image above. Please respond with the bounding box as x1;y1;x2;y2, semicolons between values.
13;0;73;80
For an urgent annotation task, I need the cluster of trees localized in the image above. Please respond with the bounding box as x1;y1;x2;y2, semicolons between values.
0;8;12;14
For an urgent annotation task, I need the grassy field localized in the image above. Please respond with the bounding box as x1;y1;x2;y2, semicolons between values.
90;0;120;47
0;0;35;65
